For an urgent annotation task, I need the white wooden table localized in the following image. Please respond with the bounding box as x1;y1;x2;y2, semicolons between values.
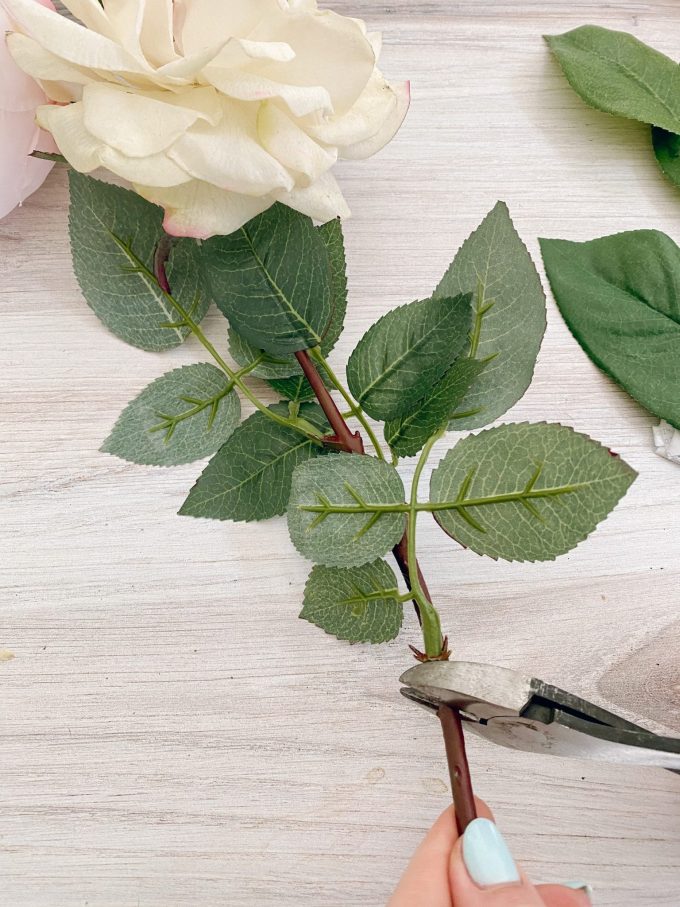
2;2;680;904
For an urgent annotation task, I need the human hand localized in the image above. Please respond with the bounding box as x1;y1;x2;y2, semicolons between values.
388;800;591;906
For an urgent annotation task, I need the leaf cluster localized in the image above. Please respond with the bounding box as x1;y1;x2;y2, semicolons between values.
68;172;636;651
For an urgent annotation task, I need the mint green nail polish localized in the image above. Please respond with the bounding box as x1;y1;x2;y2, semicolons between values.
462;818;521;887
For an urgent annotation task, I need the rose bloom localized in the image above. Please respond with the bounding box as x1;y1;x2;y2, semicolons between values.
2;0;409;238
0;0;54;220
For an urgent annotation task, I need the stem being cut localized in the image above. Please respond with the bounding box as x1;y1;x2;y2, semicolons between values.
406;431;445;659
294;351;447;660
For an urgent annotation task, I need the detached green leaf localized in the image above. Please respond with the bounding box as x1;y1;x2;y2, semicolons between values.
301;560;403;644
384;358;487;458
102;364;240;466
180;403;328;522
69;171;208;351
346;294;472;421
434;201;546;429
540;231;680;429
652;126;680;190
546;26;680;133
429;422;636;562
201;204;331;355
288;454;406;567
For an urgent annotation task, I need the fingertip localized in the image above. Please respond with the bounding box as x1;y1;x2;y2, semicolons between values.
449;819;545;906
536;884;592;906
473;796;494;822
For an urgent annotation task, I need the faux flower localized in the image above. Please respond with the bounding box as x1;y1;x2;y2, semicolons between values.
2;0;409;238
0;0;54;220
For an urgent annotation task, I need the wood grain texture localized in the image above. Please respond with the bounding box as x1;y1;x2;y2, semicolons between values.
2;2;680;904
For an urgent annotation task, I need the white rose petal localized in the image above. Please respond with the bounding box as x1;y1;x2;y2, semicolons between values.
4;0;150;73
168;99;294;195
5;0;409;236
279;170;350;222
138;0;176;67
178;0;282;56
258;101;336;185
81;83;222;157
341;79;410;160
7;32;97;90
36;101;101;170
59;0;119;40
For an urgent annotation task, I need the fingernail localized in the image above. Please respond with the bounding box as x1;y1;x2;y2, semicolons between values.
462;818;521;887
563;882;593;896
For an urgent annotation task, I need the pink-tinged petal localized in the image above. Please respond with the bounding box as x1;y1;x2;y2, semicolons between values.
0;6;45;109
134;180;274;240
0;1;54;218
0;110;53;219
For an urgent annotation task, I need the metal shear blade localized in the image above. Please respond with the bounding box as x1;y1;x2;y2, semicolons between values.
400;661;680;772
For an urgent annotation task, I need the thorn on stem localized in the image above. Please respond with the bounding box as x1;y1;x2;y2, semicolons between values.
408;635;450;662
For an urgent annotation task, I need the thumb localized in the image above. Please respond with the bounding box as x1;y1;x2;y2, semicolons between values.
449;818;545;906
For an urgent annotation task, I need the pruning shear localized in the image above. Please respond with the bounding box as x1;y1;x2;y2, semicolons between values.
400;660;680;832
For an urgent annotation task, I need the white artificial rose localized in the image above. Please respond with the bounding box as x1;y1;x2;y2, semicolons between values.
2;0;409;238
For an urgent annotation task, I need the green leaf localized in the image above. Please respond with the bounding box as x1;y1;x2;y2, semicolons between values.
317;218;348;354
346;294;472;421
102;364;240;466
540;231;680;429
287;453;406;567
69;171;209;351
201;204;331;355
433;201;546;430
300;560;403;644
384;358;487;458
228;327;302;380
179;403;328;522
652;126;680;190
226;221;347;376
267;373;316;403
228;328;331;401
545;26;680;133
429;422;636;562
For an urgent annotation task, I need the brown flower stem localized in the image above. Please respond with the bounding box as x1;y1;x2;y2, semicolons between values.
296;349;473;816
438;703;477;834
294;350;364;454
153;235;173;294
